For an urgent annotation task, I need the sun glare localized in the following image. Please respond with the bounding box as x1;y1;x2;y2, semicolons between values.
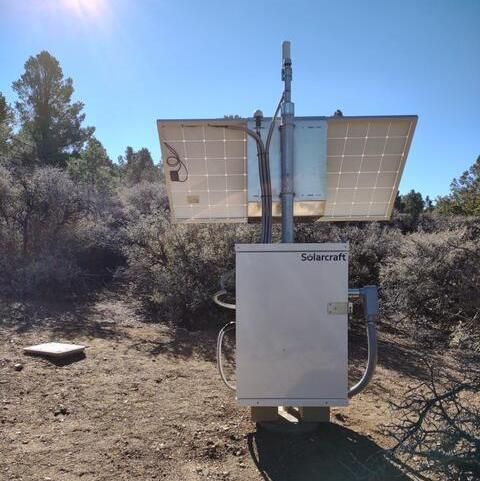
61;0;107;19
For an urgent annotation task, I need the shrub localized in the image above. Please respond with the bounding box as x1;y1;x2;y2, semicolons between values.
118;181;168;219
296;222;403;287
0;166;125;296
122;217;405;324
380;228;480;349
389;363;480;481
16;254;84;295
122;212;258;324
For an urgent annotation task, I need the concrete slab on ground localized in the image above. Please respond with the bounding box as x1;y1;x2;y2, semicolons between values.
24;342;86;358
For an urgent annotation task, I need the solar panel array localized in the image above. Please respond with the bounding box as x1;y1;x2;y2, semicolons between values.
157;115;417;223
323;116;417;221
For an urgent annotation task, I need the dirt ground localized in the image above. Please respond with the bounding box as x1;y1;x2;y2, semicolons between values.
0;290;463;481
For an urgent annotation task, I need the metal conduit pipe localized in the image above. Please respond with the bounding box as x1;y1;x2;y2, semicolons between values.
348;286;379;398
216;322;236;391
213;290;236;310
214;286;379;395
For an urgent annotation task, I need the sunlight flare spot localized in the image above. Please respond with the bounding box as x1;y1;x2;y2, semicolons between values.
61;0;107;19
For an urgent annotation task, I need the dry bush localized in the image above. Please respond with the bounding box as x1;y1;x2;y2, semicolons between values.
0;166;124;296
380;228;480;349
415;214;480;236
121;210;258;324
118;181;168;218
389;362;480;481
121;218;405;324
296;222;403;287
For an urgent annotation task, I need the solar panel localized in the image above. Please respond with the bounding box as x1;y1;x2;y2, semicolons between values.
158;119;248;223
157;115;417;223
323;116;417;221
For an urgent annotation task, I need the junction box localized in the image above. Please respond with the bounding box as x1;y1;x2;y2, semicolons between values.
235;243;349;407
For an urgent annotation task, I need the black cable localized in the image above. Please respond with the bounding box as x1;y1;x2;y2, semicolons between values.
163;141;189;182
262;93;284;243
266;93;284;155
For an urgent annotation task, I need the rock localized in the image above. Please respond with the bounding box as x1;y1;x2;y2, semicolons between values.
54;405;69;416
14;363;23;372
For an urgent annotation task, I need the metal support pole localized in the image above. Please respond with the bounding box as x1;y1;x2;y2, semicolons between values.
251;41;296;424
280;40;295;243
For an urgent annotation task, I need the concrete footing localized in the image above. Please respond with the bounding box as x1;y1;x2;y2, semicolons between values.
250;407;279;422
250;406;331;423
299;406;330;422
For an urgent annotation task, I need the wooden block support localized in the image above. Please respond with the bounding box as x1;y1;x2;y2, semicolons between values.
299;407;330;422
250;407;279;422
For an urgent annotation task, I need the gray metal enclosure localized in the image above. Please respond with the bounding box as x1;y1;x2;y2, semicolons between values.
235;243;349;407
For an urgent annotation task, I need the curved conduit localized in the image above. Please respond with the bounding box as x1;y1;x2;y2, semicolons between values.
213;287;379;397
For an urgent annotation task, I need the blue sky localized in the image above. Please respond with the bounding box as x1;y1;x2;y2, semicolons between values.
1;0;479;198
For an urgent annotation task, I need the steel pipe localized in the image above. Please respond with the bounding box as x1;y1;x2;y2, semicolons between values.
348;286;379;397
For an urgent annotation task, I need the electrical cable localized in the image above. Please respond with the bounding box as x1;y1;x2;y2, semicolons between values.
266;93;284;158
209;124;272;243
263;93;284;243
163;141;189;182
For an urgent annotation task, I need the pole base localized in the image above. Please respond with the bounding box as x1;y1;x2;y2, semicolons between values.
299;406;330;422
251;406;330;433
250;406;279;423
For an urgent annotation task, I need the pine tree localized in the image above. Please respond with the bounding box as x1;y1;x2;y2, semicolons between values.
119;146;159;185
67;137;116;192
436;156;480;216
12;51;94;167
0;93;15;157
